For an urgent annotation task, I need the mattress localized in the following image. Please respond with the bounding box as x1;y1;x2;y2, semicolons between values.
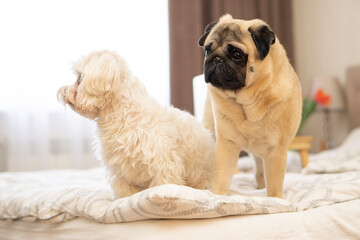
1;199;360;240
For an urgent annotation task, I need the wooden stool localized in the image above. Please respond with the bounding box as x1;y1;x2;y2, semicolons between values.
288;136;314;167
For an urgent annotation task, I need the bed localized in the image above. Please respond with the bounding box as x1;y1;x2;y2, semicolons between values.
1;68;360;239
1;131;360;240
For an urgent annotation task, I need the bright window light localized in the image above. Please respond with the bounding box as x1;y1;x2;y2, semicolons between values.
0;0;170;111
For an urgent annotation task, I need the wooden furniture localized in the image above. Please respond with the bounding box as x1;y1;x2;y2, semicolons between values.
288;136;314;167
346;65;360;130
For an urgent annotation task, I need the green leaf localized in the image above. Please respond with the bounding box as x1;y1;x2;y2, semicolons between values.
296;99;317;135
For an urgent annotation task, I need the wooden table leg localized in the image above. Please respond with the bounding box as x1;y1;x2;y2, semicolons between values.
299;149;309;167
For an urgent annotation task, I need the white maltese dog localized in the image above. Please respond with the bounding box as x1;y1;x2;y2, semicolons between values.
57;50;214;198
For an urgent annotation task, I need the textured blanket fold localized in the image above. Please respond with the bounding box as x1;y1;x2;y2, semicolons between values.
1;128;359;223
1;168;360;223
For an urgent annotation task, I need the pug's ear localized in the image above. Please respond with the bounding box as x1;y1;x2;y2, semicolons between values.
198;21;218;47
248;25;275;60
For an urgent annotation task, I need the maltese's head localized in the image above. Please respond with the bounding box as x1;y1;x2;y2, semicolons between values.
57;50;131;119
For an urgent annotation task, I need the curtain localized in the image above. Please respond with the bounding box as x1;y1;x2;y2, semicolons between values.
0;111;98;171
169;0;294;114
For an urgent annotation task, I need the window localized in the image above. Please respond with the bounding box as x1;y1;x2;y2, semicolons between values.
0;0;169;171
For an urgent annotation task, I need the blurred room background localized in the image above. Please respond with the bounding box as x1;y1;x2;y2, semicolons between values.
0;0;359;171
0;0;169;171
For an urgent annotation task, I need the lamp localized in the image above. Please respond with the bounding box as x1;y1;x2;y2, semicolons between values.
310;76;345;149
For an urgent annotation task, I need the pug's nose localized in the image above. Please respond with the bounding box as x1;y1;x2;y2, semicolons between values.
214;56;223;64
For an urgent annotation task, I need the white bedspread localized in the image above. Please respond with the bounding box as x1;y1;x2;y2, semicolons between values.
1;170;359;223
1;128;359;224
303;128;360;174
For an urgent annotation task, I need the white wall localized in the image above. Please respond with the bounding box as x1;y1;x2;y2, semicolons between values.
292;0;360;152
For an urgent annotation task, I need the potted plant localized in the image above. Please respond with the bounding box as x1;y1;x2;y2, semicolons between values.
297;89;331;135
289;89;331;167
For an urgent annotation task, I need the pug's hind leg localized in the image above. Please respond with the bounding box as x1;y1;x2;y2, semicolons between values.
252;154;265;189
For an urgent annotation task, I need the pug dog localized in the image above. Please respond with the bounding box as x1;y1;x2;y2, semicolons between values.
198;14;302;198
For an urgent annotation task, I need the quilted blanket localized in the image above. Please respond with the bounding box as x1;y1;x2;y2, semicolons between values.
303;128;360;174
1;169;359;223
1;128;359;224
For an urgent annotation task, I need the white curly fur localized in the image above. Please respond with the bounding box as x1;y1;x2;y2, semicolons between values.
57;50;215;198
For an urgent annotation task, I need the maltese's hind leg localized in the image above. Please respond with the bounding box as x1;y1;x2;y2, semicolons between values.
148;154;186;188
149;169;186;188
111;176;142;199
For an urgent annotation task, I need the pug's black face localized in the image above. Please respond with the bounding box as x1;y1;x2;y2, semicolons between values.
199;20;275;91
203;42;248;90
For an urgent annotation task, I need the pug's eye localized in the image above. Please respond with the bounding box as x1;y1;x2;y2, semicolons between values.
228;45;245;61
204;43;212;57
232;51;242;60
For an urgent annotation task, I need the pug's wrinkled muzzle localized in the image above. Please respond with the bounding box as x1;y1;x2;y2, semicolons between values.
204;59;241;90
